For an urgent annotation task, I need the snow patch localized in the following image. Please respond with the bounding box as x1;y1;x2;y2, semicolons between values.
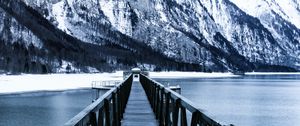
99;0;116;25
0;72;123;94
175;0;186;4
86;66;99;73
56;60;76;73
230;0;300;29
155;2;168;22
52;1;71;34
99;0;132;36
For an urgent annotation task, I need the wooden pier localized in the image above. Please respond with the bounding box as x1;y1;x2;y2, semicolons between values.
121;81;157;126
64;72;221;126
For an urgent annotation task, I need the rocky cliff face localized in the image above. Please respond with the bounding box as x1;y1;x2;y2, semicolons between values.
0;0;299;73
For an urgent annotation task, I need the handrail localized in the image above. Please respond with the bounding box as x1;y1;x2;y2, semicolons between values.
64;74;133;126
91;80;121;88
139;74;222;126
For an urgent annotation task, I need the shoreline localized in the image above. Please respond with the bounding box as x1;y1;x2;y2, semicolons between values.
245;72;300;75
1;72;299;95
0;72;123;94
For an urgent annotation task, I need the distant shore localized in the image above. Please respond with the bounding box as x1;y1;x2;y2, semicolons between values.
245;72;300;75
0;71;299;95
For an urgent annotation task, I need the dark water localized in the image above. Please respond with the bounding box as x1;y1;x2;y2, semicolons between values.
0;89;106;126
155;74;300;126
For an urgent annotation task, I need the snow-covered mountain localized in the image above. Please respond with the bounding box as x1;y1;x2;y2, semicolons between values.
229;0;300;68
0;0;299;73
231;0;300;29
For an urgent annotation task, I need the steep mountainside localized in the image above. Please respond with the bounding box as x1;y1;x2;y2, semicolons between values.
229;0;300;68
0;0;202;73
0;0;299;73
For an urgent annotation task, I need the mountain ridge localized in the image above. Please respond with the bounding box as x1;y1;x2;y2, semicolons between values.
0;0;299;73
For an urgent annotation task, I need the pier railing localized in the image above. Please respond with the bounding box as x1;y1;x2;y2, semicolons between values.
64;75;133;126
91;80;122;88
140;74;221;126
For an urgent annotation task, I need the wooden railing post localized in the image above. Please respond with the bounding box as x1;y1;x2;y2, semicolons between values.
117;88;121;122
180;106;188;126
153;85;158;113
191;111;200;126
159;89;164;125
156;85;160;119
120;85;125;116
155;86;160;119
90;112;97;126
98;107;104;126
112;92;119;126
172;99;180;126
104;99;110;126
165;92;171;126
150;82;155;108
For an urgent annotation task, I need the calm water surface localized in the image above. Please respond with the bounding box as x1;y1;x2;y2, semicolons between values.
0;89;106;126
155;74;300;126
1;74;300;126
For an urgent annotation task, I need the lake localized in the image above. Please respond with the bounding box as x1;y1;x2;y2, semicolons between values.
0;89;106;126
155;74;300;126
0;74;300;126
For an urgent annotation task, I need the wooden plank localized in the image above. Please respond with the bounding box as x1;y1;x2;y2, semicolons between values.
121;81;158;126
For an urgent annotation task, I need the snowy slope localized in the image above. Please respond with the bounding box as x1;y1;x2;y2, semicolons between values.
230;0;300;29
99;0;133;36
52;0;71;34
1;0;300;72
201;0;287;65
229;0;300;68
